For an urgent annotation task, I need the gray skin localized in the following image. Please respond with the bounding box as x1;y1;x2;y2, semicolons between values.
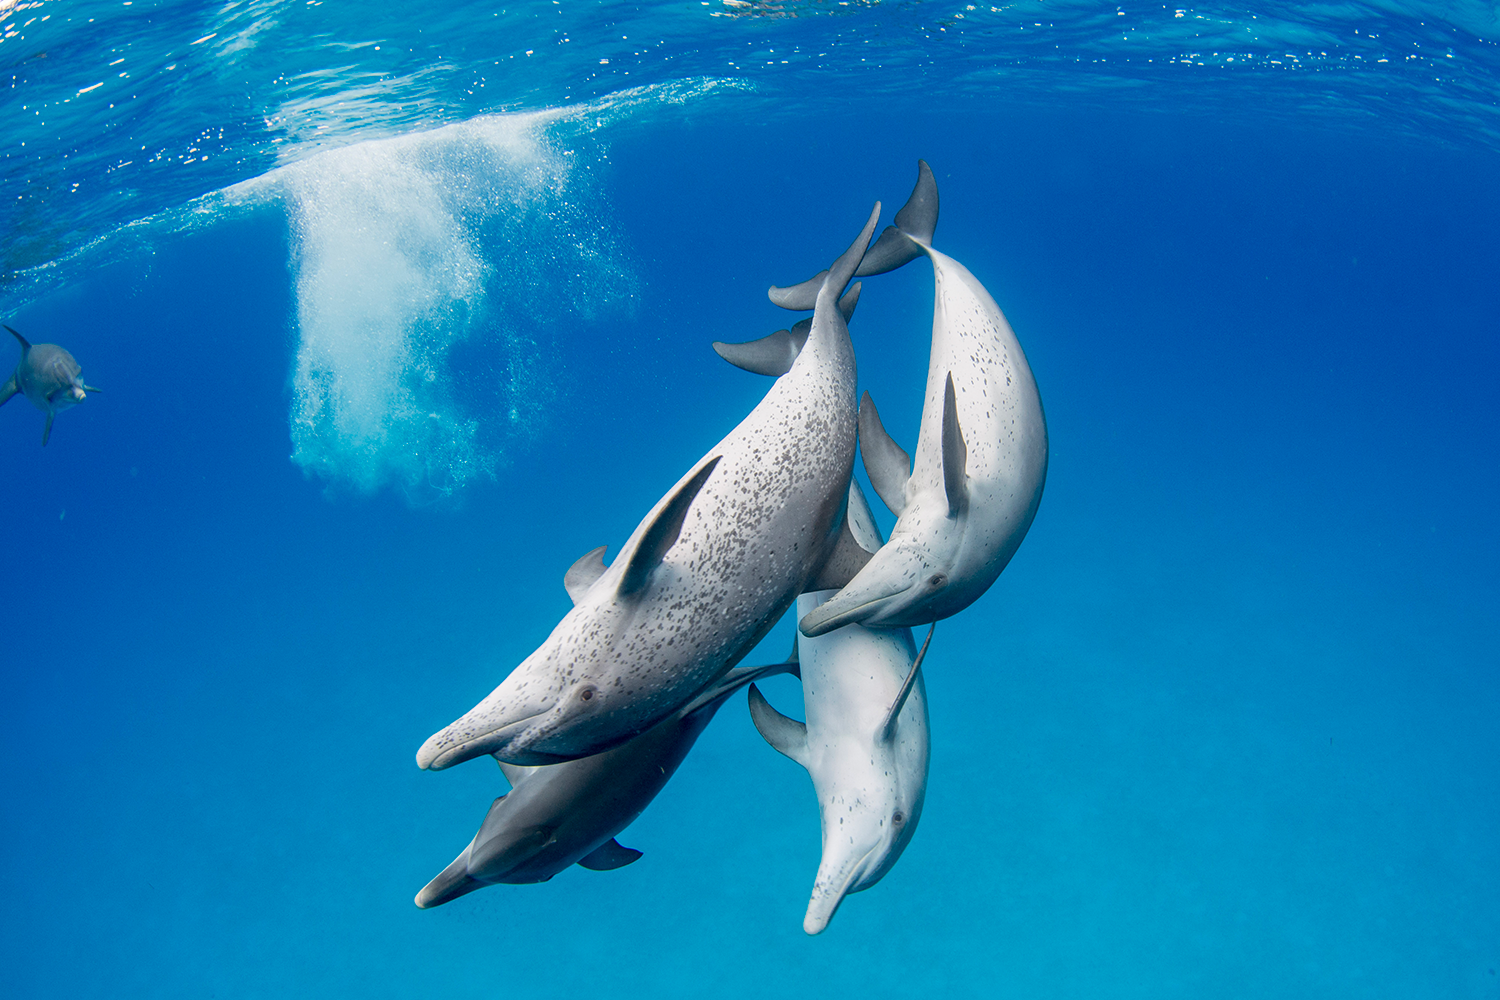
1;325;101;446
416;204;882;769
416;659;796;907
794;165;1048;636
747;485;932;935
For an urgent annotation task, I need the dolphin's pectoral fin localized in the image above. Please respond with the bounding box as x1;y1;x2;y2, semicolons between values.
4;325;30;351
747;683;809;766
564;545;609;604
618;456;721;597
880;623;934;744
859;392;912;516
494;758;540;789
941;373;968;518
769;269;827;312
0;374;15;408
577;838;643;871
415;845;485;909
713;329;801;377
41;412;53;446
682;658;800;717
82;384;102;393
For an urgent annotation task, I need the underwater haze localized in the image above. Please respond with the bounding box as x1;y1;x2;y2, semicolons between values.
3;1;1498;997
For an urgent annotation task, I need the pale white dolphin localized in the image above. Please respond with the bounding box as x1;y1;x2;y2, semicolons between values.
2;325;102;446
416;658;797;906
417;204;882;769
748;556;932;935
789;162;1049;636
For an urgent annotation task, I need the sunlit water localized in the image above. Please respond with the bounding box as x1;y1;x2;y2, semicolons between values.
2;2;1497;998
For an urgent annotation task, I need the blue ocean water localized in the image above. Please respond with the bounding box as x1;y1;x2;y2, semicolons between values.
3;1;1498;997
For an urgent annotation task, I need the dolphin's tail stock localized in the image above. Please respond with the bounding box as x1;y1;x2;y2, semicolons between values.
769;161;940;311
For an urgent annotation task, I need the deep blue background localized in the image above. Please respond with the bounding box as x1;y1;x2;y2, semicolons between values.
2;100;1497;998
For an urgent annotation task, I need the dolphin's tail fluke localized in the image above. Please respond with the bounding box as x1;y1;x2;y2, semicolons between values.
0;374;15;408
4;325;30;351
769;161;939;311
415;845;486;909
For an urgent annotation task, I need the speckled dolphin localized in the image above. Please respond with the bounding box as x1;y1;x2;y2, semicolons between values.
787;162;1049;636
416;657;797;906
747;486;932;934
2;325;101;446
417;203;881;769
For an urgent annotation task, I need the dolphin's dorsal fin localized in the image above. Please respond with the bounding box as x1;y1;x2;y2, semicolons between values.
4;325;31;351
858;392;911;516
713;328;802;377
941;373;968;518
0;374;16;409
879;623;934;744
748;683;809;766
577;838;643;871
808;479;882;591
494;758;540;788
564;545;608;604
618;456;720;597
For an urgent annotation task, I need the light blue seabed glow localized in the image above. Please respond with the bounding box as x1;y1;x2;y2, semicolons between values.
1;2;1498;998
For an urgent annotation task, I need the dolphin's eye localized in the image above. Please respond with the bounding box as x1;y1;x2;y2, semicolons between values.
893;811;905;825
578;686;596;702
928;574;946;588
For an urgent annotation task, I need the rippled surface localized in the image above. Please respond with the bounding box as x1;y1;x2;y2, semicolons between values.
4;1;1499;290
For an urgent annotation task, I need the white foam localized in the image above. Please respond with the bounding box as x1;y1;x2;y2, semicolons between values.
263;112;635;502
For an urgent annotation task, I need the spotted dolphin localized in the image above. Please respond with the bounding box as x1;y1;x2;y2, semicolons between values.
785;162;1049;636
2;325;102;446
416;657;797;906
747;482;932;935
417;204;882;769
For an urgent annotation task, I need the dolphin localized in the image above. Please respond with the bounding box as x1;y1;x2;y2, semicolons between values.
747;484;932;935
784;162;1049;636
2;325;102;446
416;657;797;906
417;203;882;769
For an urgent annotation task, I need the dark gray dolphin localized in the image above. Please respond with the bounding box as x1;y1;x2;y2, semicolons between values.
416;658;797;907
416;204;881;769
2;325;101;446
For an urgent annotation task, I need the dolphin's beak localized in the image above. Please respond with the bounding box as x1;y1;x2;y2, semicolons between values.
414;844;483;909
798;579;911;637
71;387;86;401
803;844;877;935
417;706;556;770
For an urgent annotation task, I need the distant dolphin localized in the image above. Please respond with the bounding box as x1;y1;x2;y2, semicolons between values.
2;325;101;446
417;204;882;769
416;658;797;906
748;486;932;934
786;162;1049;636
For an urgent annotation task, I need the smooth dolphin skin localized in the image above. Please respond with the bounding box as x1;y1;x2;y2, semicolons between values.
2;325;102;446
416;660;796;907
748;589;932;935
417;204;882;769
795;162;1049;637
